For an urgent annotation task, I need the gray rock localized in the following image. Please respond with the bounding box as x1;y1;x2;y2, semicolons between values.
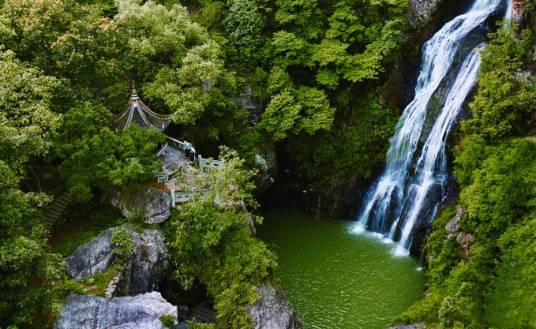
388;323;425;329
409;0;443;26
248;284;303;329
111;188;171;224
56;292;176;329
445;206;465;238
66;226;169;296
444;206;474;256
255;151;277;194
66;228;116;281
456;232;475;257
121;229;169;296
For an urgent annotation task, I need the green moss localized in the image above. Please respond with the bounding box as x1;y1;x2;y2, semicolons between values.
79;264;123;297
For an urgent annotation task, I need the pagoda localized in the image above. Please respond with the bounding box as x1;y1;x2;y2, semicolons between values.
113;88;171;132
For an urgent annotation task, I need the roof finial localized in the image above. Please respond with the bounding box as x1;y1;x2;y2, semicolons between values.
130;81;138;100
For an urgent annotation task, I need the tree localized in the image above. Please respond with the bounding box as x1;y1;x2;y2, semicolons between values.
224;0;266;66
0;50;62;172
58;122;165;203
0;49;65;329
167;148;276;329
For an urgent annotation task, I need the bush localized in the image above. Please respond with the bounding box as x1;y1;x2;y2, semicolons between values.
159;314;177;329
111;229;134;257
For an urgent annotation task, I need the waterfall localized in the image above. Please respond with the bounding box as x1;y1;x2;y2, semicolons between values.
352;0;506;256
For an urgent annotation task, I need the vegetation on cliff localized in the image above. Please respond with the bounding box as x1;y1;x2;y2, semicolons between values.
398;21;536;329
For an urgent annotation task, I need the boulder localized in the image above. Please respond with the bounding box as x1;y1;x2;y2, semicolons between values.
409;0;443;27
121;229;169;295
111;188;171;224
56;292;177;329
66;228;116;281
66;226;169;295
247;284;303;329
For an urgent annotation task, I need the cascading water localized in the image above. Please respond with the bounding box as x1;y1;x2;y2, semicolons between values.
353;0;511;256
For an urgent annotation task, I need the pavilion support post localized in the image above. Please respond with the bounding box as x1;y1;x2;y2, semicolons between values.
171;188;176;208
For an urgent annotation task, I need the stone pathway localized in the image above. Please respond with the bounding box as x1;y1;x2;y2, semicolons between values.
44;193;71;230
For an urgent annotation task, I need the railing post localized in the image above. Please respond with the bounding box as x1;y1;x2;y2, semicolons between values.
171;188;176;208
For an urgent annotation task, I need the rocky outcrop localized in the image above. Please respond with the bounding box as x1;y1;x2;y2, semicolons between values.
56;292;177;329
388;323;425;329
512;0;525;25
409;0;443;27
111;188;171;224
255;152;277;194
248;284;303;329
66;228;116;280
121;229;169;295
66;226;169;295
445;206;474;257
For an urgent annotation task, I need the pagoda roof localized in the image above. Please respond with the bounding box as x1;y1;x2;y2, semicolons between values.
113;89;171;132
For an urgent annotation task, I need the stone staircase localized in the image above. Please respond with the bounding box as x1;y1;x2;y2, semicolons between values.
44;193;71;230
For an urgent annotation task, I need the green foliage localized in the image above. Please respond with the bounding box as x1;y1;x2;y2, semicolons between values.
80;263;123;297
160;314;177;329
59;125;164;202
459;138;536;240
285;90;397;186
487;216;536;329
167;149;276;329
0;49;66;328
462;29;536;140
224;0;266;65
0;50;62;172
260;87;335;141
111;228;134;257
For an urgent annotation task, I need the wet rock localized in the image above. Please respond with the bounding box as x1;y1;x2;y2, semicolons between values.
255;152;277;195
56;292;177;329
66;226;169;295
247;284;303;329
111;188;171;224
388;323;425;329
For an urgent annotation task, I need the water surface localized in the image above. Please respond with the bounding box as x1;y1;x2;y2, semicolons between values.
258;210;425;329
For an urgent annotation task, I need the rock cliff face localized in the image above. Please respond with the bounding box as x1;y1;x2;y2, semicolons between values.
121;229;169;295
56;292;177;329
111;188;171;224
248;284;303;329
66;226;169;295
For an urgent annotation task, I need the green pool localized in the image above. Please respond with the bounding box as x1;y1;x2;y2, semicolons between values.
258;210;425;329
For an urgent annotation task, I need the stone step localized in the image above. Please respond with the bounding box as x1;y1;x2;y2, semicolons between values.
44;192;71;230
